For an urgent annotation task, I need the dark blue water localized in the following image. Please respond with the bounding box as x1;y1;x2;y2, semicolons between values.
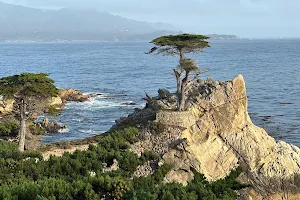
0;40;299;145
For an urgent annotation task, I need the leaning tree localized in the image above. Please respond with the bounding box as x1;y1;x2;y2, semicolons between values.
147;34;210;111
0;73;58;151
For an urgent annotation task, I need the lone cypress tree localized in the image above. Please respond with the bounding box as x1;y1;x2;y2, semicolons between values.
0;73;58;151
147;34;210;111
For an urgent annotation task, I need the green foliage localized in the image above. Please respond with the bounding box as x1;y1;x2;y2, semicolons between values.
179;58;198;72
0;126;247;199
0;141;22;160
148;34;210;55
0;73;58;99
0;141;42;160
0;122;19;137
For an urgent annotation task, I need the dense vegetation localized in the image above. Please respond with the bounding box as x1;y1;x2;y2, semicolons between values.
0;126;245;199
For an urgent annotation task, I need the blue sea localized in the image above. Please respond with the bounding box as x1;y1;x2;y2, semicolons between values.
0;40;299;146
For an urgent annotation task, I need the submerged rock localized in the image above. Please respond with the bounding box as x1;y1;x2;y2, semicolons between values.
120;101;137;105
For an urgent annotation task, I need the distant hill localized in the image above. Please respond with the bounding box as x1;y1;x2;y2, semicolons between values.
0;2;240;42
0;2;176;41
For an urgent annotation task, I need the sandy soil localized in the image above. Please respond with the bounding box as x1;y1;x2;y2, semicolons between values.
42;144;91;160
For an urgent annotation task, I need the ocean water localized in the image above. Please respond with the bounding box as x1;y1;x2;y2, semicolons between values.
0;40;299;146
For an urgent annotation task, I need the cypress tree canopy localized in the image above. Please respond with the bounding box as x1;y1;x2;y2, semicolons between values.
148;34;210;55
0;73;58;99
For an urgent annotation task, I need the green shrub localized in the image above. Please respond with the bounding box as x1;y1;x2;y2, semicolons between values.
0;122;19;137
0;141;22;160
22;150;43;161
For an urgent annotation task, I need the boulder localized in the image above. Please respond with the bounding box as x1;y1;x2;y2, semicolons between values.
49;96;63;107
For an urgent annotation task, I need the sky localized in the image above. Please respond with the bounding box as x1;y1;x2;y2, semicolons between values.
2;0;300;38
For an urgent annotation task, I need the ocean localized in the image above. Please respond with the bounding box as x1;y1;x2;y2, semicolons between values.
0;40;299;146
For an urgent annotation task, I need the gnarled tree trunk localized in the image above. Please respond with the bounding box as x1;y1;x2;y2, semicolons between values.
174;69;181;109
178;71;189;111
18;99;26;152
176;49;185;110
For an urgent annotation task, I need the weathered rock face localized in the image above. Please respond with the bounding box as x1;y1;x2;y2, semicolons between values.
0;96;14;115
128;75;300;199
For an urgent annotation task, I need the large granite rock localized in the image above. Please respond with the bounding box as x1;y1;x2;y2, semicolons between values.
130;75;300;199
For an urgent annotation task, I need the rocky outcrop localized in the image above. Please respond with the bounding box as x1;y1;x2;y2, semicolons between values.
40;118;68;134
59;89;95;103
0;89;93;117
127;75;300;199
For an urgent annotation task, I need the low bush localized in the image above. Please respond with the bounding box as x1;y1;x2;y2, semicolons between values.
0;122;19;137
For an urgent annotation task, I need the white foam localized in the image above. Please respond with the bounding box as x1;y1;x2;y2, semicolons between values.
58;128;69;133
84;98;120;109
79;129;98;134
66;97;120;110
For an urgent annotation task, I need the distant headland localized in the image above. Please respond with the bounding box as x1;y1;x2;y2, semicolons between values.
0;2;241;42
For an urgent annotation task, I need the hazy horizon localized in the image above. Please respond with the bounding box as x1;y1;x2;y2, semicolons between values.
1;0;300;38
